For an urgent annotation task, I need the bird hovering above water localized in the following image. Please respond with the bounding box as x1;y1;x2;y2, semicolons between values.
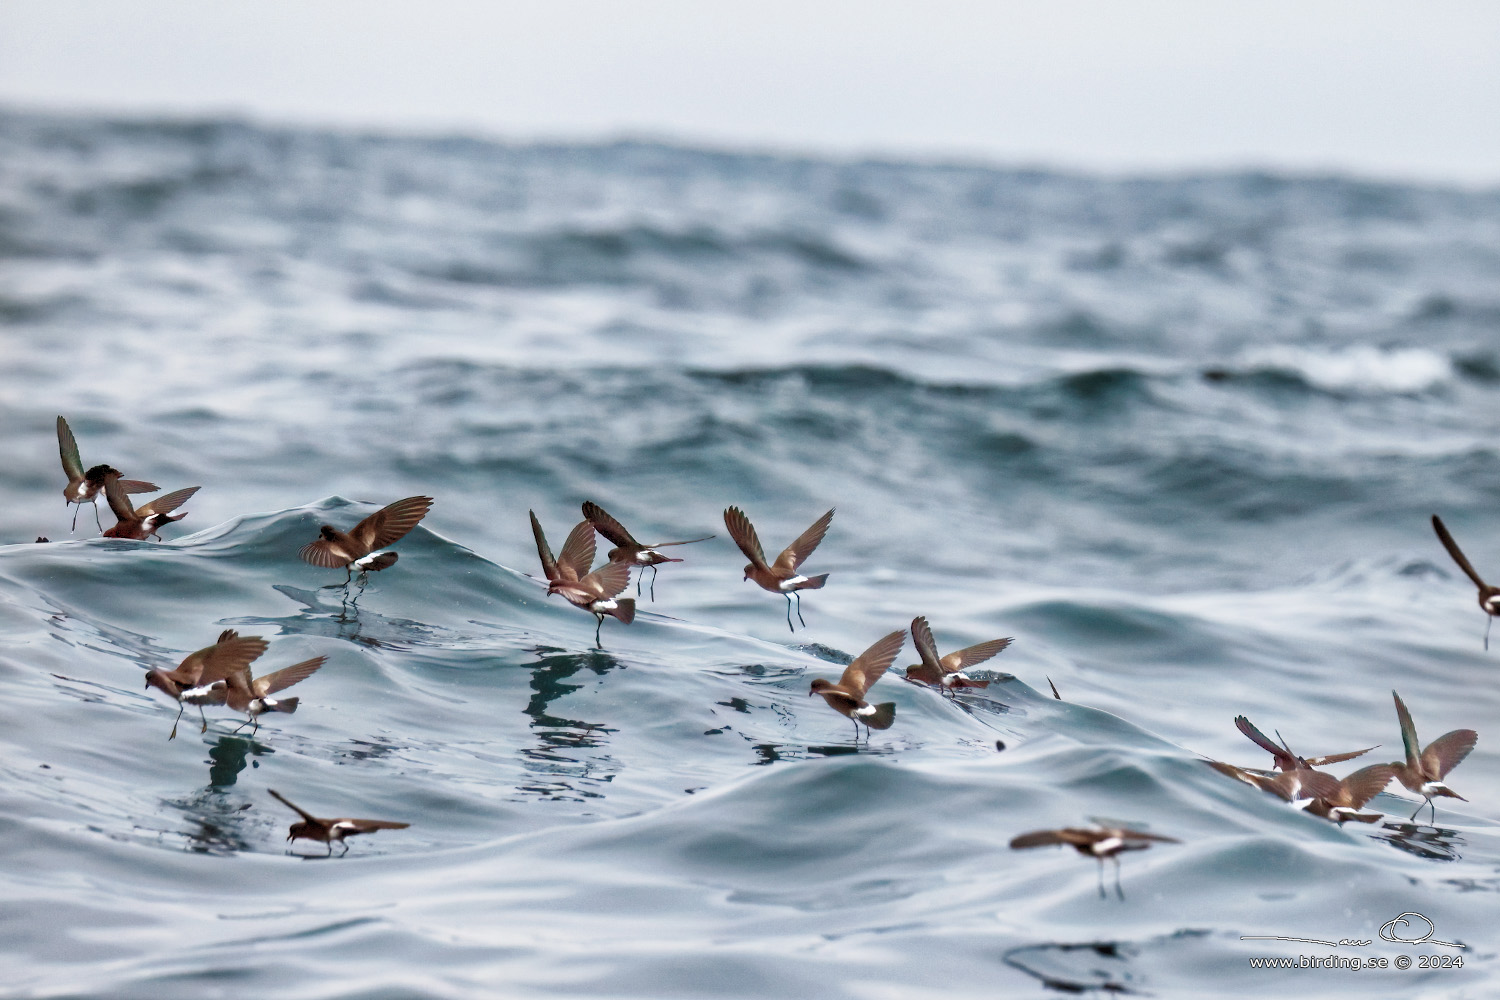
300;496;434;584
531;511;635;648
57;416;158;533
809;629;906;737
1205;759;1343;806
580;500;713;600
904;616;1011;693
1389;690;1476;824
216;654;327;734
1233;715;1376;772
101;471;199;540
1010;824;1180;899
724;506;832;632
268;789;409;856
1431;514;1500;648
143;629;269;739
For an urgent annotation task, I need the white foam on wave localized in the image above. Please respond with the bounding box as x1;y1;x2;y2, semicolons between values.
1239;344;1452;393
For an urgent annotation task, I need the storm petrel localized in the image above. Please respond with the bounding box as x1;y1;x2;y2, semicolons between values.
581;500;713;600
300;496;434;584
1233;715;1376;772
1390;690;1476;824
904;616;1011;693
1432;514;1500;648
809;629;905;737
1010;825;1180;899
101;471;199;540
268;789;409;856
725;506;832;632
56;416;156;532
531;511;635;648
143;629;269;739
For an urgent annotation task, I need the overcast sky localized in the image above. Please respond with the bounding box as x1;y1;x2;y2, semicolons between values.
2;1;1498;183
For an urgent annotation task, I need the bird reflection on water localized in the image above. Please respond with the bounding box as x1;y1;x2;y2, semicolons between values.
518;647;620;801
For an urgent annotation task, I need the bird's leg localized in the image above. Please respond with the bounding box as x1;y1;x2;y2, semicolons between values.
1113;857;1125;901
343;565;353;586
198;705;209;734
340;840;350;857
595;614;604;649
1409;799;1424;822
1428;798;1438;826
1096;858;1106;899
1485;616;1492;651
169;702;184;741
635;569;643;597
795;591;807;629
326;841;334;857
649;564;658;602
93;503;102;533
785;594;795;632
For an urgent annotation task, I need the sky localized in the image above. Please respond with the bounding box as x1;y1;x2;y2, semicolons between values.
2;1;1498;183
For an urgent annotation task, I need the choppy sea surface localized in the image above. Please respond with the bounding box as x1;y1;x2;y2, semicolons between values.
2;108;1499;999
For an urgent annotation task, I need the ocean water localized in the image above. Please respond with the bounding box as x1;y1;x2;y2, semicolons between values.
1;108;1499;999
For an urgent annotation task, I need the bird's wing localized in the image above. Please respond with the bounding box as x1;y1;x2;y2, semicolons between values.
650;534;715;547
199;633;270;685
339;819;411;832
581;501;637;548
910;616;942;672
530;510;559;582
268;789;319;823
299;538;349;568
1339;764;1397;809
1303;746;1378;767
940;637;1013;673
1432;515;1489;590
135;486;199;517
352;496;433;550
101;472;136;521
57;416;83;480
119;479;159;494
838;629;906;698
1009;829;1070;848
1392;692;1421;769
254;656;327;696
1423;729;1478;779
580;558;631;599
773;508;834;572
1235;715;1292;763
558;521;597;582
1116;829;1181;844
723;507;768;569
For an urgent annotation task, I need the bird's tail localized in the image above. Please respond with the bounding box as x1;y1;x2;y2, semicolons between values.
610;599;636;625
796;573;829;591
268;697;298;715
863;702;897;730
949;677;990;690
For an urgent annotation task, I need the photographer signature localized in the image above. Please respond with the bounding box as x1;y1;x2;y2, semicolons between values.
1241;911;1464;949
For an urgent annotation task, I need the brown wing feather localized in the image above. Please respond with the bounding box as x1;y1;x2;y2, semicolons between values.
530;510;559;582
102;473;136;521
581;501;638;549
199;634;270;685
1234;715;1287;759
581;559;631;599
1432;515;1488;590
57;416;83;480
774;508;834;572
1422;729;1477;778
351;496;433;550
724;507;768;569
940;637;1012;673
300;539;350;568
910;616;942;671
1393;692;1421;769
119;479;158;494
254;656;327;696
341;819;411;831
1303;746;1377;767
1339;764;1396;809
1009;829;1070;848
839;629;906;699
136;486;200;517
558;521;598;582
1116;830;1180;844
268;789;319;823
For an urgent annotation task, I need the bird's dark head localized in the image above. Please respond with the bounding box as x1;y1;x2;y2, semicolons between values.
144;670;177;697
287;821;312;841
809;678;833;696
743;564;755;581
84;464;119;484
318;525;339;540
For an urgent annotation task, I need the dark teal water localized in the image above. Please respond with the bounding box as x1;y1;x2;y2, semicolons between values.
1;109;1498;999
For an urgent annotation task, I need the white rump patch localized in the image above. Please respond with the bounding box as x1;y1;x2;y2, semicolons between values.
778;575;808;591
